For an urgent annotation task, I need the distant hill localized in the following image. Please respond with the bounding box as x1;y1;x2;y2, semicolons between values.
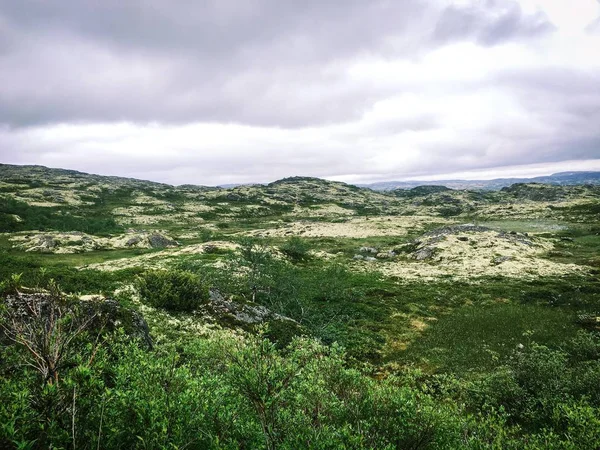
360;171;600;191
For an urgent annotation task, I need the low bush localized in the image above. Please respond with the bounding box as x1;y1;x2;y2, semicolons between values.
280;236;311;262
137;269;209;312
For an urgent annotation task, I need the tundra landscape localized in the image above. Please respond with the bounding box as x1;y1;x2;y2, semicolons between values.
2;163;600;448
3;0;600;447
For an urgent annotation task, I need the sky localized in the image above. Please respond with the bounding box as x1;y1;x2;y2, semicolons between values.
0;0;599;186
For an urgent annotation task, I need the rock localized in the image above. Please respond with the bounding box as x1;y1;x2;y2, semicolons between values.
365;256;377;262
148;232;178;248
516;343;525;350
413;246;436;260
202;290;300;334
492;256;513;265
353;254;364;260
203;244;219;254
126;236;143;246
359;246;378;254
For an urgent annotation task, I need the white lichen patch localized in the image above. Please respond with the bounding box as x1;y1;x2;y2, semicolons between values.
371;229;585;280
181;202;214;213
112;205;183;225
247;216;456;238
83;241;239;271
476;199;594;221
11;230;178;254
290;204;356;217
12;188;94;207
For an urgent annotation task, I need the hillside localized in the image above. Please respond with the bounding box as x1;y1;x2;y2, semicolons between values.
362;170;600;190
2;163;600;448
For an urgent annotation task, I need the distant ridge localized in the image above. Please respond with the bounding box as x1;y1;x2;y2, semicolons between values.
359;171;600;191
1;163;598;191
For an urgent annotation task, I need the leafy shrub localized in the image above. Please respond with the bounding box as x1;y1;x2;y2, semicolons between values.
280;236;311;262
137;269;209;312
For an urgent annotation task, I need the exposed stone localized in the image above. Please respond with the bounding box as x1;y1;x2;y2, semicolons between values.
201;290;299;329
413;246;436;260
11;230;179;253
359;246;378;254
492;256;513;265
148;232;178;248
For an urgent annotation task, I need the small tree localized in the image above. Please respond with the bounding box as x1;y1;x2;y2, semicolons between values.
0;280;98;386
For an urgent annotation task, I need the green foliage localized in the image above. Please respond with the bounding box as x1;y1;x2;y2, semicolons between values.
0;330;466;449
0;273;23;296
0;196;122;234
137;269;209;312
2;298;600;448
0;252;143;295
279;236;311;262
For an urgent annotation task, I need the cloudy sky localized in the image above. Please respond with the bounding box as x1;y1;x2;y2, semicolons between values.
1;0;599;186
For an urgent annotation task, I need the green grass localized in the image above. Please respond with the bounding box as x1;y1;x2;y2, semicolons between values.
403;302;579;373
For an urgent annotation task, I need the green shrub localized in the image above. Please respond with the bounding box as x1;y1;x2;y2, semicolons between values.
280;236;311;262
137;269;209;312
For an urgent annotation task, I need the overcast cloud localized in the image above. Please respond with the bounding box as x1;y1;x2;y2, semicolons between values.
0;0;599;185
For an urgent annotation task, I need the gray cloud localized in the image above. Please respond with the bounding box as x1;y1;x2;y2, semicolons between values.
433;0;555;46
587;16;600;33
0;0;597;185
0;0;555;128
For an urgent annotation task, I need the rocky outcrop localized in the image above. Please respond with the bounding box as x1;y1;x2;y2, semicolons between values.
409;224;537;262
202;290;298;328
11;230;179;253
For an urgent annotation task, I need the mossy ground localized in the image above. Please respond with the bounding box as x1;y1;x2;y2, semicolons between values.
1;165;599;375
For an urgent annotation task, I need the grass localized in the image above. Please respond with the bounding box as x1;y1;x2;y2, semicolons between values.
2;168;600;375
402;302;579;373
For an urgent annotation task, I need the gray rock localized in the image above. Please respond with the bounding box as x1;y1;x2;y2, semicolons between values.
126;236;143;246
492;256;513;265
359;246;378;254
203;290;298;327
148;233;178;248
413;246;436;260
353;254;364;260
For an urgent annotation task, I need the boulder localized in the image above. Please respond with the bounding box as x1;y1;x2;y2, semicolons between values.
359;246;378;254
147;232;178;248
413;246;436;260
